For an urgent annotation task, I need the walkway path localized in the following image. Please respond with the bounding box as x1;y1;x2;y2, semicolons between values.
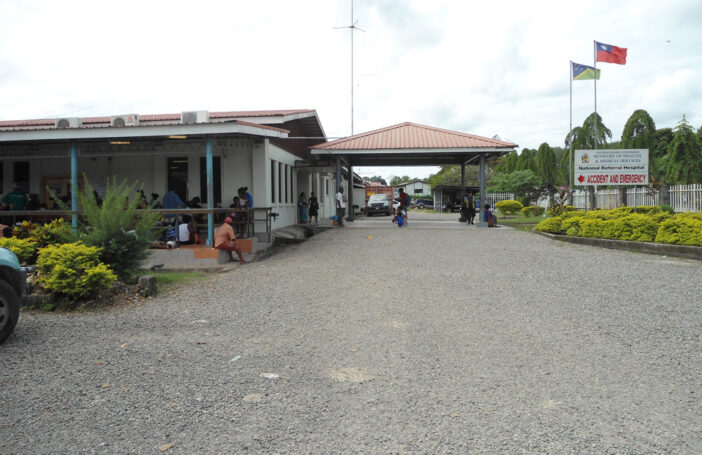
2;214;701;453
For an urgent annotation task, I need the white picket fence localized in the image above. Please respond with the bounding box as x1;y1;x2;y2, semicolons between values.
569;184;702;212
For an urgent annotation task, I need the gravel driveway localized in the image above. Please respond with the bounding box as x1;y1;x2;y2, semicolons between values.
2;213;702;454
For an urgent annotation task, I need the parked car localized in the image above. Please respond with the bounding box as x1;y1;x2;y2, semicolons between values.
366;193;392;216
415;198;434;209
442;199;462;212
0;248;29;343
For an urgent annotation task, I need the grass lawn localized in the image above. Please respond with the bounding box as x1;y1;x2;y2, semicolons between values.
498;214;545;232
151;271;208;291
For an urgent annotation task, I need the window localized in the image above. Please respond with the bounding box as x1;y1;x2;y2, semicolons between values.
284;165;289;203
278;162;282;203
290;166;294;204
13;161;30;193
414;188;423;194
199;156;221;204
270;160;276;204
325;178;329;196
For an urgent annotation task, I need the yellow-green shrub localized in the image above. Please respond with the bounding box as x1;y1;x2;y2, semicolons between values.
30;219;76;248
561;217;583;237
655;215;702;246
580;218;606;238
0;237;38;265
521;206;546;217
36;242;116;300
535;216;565;233
601;214;659;242
495;200;523;216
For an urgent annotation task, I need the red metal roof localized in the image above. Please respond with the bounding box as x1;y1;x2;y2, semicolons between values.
311;122;517;150
0;109;316;129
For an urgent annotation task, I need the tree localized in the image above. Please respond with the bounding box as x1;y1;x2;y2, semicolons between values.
566;112;612;149
487;169;541;204
517;148;537;173
389;175;412;186
535;142;557;184
621;109;656;149
665;115;702;184
427;165;481;188
368;175;387;185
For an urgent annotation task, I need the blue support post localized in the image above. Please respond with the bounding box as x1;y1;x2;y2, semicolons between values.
70;143;78;232
206;138;214;246
477;154;487;228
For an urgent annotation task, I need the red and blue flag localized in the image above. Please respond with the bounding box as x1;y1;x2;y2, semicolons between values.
595;41;627;64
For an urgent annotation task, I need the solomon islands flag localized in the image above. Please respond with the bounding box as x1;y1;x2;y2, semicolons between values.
572;62;600;80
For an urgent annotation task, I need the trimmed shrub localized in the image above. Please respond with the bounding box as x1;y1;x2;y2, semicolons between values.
495;200;523;216
535;216;565;234
30;219;76;248
0;237;38;265
657;204;674;214
580;218;606;239
561;217;583;237
521;206;546;217
655;214;702;246
601;214;659;242
36;242;116;300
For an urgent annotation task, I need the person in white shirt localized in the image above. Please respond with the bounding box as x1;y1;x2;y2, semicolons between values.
335;186;347;227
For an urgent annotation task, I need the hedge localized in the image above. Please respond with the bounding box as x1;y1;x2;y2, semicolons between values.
535;206;702;247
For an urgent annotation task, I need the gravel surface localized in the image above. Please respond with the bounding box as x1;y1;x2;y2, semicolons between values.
2;212;702;454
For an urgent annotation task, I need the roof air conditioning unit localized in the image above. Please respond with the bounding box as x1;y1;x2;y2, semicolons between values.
55;118;82;129
110;114;139;127
181;111;209;124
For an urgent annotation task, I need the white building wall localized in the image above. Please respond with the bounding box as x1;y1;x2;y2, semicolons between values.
266;141;299;228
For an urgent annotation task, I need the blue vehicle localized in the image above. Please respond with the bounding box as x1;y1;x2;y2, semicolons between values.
0;248;28;343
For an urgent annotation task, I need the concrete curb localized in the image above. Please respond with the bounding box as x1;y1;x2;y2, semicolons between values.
534;231;702;260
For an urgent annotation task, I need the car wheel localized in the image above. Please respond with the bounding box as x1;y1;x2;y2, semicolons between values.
0;280;20;343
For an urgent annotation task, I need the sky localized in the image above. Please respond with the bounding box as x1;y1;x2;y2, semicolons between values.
1;0;701;183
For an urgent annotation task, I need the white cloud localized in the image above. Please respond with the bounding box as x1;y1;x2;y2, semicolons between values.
1;0;701;183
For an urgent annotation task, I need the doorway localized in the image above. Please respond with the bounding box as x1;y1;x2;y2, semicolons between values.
167;158;189;202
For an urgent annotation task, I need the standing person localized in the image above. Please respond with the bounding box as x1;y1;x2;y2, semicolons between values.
298;192;308;224
230;196;246;237
1;184;29;211
466;192;476;225
308;192;319;224
398;188;411;226
237;187;253;237
214;217;247;263
335;186;347;226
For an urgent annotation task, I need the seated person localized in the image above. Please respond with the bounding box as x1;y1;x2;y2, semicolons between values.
178;215;198;245
484;204;497;227
214;217;247;264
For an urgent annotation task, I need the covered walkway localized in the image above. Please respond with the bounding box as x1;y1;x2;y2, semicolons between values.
310;122;517;226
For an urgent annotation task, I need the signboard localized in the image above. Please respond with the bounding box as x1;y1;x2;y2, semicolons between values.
574;149;648;186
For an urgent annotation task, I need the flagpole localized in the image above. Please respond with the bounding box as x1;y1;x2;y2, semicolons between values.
569;61;573;189
593;40;598;150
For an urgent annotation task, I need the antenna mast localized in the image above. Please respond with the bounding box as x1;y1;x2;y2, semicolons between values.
335;0;364;135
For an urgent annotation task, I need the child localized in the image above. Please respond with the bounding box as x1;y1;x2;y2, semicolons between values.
392;206;407;227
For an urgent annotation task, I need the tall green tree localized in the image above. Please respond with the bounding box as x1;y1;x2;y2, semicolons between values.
427;165;481;188
368;175;387;185
665;115;702;184
621;109;656;150
566;112;612;149
517;148;537;173
535;142;557;184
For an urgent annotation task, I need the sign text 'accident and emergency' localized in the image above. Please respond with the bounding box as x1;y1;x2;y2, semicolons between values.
574;149;648;186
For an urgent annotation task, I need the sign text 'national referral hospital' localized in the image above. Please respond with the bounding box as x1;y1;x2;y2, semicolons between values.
574;149;649;186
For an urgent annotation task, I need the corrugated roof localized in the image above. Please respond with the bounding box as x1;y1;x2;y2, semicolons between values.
0;109;317;130
311;122;517;150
